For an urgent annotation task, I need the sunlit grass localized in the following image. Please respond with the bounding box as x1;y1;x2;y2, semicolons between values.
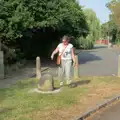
0;76;120;120
0;78;88;120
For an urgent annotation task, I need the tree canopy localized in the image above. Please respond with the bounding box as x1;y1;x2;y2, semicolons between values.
76;8;101;49
103;0;120;44
84;9;101;41
107;0;120;29
0;0;88;43
0;0;89;62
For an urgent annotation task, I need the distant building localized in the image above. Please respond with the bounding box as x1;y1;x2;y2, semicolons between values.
96;39;109;45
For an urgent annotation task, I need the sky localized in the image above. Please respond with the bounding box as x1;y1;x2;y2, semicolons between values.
78;0;111;24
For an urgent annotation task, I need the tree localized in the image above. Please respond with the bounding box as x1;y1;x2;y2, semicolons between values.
101;20;118;43
76;9;101;49
107;0;120;29
0;0;89;62
101;22;110;39
0;0;88;43
106;0;120;44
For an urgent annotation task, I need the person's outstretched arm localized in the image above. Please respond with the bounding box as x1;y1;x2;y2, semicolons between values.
51;47;59;60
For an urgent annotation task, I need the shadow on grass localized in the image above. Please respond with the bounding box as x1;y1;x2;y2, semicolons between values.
0;107;15;114
68;80;91;88
0;79;37;103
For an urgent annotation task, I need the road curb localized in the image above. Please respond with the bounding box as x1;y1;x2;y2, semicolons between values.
73;94;120;120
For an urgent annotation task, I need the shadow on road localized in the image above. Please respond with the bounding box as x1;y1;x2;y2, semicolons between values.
94;46;108;49
78;51;102;64
93;44;108;49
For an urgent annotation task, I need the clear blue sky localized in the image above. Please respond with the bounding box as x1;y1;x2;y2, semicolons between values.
78;0;111;24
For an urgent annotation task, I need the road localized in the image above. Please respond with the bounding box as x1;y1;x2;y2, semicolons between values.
89;101;120;120
78;45;119;76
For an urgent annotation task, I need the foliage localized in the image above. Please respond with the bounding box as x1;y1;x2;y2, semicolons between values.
107;0;120;29
75;9;101;49
0;0;88;43
76;35;94;49
115;31;120;44
0;0;89;62
103;0;120;44
84;9;101;41
101;22;109;39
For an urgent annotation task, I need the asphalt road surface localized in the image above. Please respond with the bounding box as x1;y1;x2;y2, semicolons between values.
89;101;120;120
78;45;119;76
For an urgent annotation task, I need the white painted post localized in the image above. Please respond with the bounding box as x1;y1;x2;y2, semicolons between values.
108;36;110;48
74;55;79;79
0;39;1;51
36;56;41;79
0;51;4;80
118;55;120;77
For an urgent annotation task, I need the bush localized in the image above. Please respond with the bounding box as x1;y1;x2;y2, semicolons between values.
116;32;120;44
75;35;94;49
1;43;24;65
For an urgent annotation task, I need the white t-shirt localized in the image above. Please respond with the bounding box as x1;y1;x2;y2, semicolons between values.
57;43;73;60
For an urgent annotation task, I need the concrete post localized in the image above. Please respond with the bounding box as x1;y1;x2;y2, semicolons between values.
107;36;110;48
36;56;41;79
74;55;79;79
0;51;4;80
118;55;120;77
0;39;1;51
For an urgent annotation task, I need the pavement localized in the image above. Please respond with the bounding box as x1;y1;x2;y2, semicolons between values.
90;101;120;120
0;66;49;88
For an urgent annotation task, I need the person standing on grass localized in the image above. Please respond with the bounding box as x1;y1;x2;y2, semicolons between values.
51;35;76;86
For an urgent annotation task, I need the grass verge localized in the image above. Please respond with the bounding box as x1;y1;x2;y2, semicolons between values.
0;76;120;120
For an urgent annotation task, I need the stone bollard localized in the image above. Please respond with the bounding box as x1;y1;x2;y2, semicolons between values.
74;55;79;79
0;51;4;80
36;56;41;79
118;55;120;77
38;73;54;91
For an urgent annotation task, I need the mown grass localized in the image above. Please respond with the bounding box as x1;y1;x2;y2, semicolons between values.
0;76;120;120
0;78;88;120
